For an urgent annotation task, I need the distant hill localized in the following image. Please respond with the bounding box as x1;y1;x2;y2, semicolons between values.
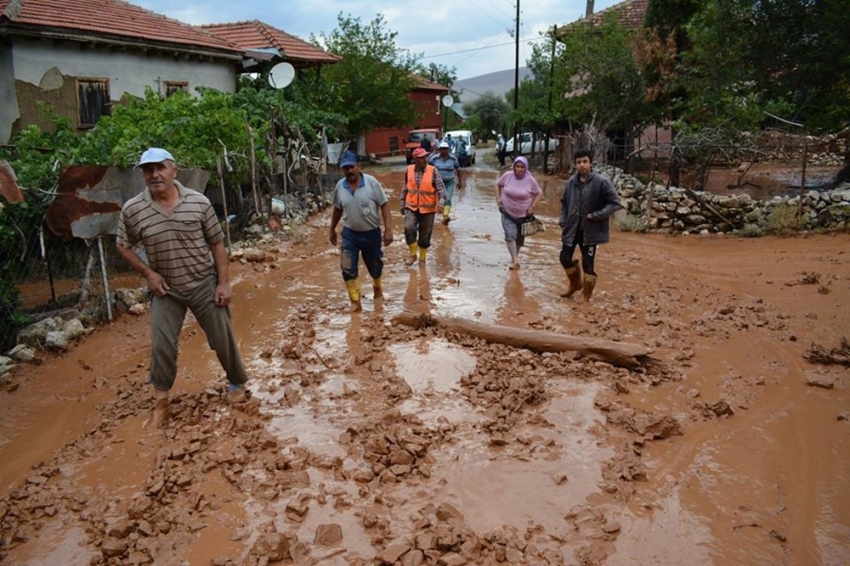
455;67;534;108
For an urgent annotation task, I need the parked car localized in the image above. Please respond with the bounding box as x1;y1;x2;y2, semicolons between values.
443;129;476;166
504;132;559;155
404;128;441;163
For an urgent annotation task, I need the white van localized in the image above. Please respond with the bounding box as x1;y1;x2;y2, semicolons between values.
444;129;476;166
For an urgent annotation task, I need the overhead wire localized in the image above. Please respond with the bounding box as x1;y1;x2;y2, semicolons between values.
421;33;547;60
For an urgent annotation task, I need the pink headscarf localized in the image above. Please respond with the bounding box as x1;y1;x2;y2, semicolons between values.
512;156;530;180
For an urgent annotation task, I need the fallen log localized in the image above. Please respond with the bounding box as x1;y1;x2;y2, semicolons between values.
392;311;650;368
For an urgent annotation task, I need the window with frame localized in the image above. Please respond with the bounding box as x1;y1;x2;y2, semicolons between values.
76;78;111;128
164;82;188;97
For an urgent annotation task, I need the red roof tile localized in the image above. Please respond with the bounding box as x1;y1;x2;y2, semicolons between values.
414;75;449;92
556;0;648;33
201;21;339;67
0;0;241;55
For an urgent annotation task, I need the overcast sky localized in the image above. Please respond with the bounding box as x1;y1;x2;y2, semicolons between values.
132;0;622;81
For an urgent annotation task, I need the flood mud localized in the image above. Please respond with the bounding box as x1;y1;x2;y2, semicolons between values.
1;155;849;565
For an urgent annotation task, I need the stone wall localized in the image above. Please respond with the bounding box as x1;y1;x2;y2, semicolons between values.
599;164;850;234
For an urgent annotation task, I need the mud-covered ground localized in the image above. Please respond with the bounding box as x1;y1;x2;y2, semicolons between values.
1;156;849;566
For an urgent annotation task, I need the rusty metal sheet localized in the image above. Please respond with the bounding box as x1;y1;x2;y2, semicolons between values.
0;160;25;203
45;166;210;240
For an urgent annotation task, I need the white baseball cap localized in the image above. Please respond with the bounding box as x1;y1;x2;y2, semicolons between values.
439;141;450;149
137;148;175;167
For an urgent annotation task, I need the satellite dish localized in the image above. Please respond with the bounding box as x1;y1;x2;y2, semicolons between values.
268;62;295;89
442;94;454;107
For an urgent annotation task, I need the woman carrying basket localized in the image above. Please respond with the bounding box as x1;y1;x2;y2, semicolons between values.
495;156;544;270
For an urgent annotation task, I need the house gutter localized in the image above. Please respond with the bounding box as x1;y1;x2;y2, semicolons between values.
0;24;244;61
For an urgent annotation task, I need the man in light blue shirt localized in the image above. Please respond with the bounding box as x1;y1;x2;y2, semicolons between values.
428;142;463;225
328;151;394;312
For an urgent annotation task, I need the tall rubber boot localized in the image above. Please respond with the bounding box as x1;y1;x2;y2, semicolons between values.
405;243;418;266
344;278;362;312
582;273;597;302
442;205;452;225
372;277;383;300
419;247;428;263
559;260;583;298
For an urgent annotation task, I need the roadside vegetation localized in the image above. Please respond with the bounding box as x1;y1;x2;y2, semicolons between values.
1;2;848;347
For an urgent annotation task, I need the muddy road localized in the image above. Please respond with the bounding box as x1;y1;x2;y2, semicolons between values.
1;156;849;566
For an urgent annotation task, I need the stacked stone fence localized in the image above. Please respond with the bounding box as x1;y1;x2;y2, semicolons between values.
600;164;850;234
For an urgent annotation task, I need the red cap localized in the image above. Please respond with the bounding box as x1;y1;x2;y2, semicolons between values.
412;148;428;158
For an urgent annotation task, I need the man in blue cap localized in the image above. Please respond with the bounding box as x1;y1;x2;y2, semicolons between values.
428;141;463;224
116;148;249;427
328;151;394;312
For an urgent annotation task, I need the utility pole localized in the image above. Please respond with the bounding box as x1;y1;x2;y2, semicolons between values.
512;0;520;160
544;24;557;175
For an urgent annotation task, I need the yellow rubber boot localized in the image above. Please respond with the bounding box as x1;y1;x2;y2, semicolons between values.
405;243;418;266
442;205;452;225
559;260;583;298
372;277;383;300
419;247;428;263
582;273;597;302
344;278;362;312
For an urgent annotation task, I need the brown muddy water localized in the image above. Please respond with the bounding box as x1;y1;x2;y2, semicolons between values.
1;156;849;565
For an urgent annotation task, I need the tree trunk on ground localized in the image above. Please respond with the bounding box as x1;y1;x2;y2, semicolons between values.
392;311;649;368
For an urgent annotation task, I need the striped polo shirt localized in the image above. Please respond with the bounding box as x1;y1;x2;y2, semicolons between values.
117;181;223;295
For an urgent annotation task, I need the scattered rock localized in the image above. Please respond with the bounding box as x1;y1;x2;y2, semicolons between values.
8;345;36;363
806;375;836;389
249;531;292;561
314;523;343;547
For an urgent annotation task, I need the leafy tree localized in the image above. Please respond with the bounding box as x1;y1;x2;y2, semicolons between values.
463;91;511;139
644;0;701;52
550;13;654;161
511;32;572;139
676;0;758;130
646;0;849;132
417;62;458;98
745;0;850;130
313;13;420;137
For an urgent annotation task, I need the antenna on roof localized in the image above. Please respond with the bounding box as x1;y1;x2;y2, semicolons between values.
268;62;295;89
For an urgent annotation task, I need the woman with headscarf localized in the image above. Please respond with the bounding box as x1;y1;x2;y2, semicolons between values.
494;156;544;270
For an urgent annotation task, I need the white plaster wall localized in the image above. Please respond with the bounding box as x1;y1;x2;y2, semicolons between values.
11;40;237;98
0;46;18;144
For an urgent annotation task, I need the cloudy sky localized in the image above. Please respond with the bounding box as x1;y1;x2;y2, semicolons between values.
132;0;622;80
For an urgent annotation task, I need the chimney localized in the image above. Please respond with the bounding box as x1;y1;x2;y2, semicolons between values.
585;0;595;18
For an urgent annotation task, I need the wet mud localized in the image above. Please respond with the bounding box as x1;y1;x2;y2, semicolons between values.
1;157;849;565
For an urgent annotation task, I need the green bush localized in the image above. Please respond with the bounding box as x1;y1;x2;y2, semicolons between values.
764;203;807;235
615;212;647;232
735;223;765;238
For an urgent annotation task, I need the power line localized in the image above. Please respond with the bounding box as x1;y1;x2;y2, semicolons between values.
475;0;515;23
421;34;547;59
467;0;513;31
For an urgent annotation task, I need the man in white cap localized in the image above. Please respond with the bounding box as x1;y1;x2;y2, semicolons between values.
116;148;248;427
428;141;463;224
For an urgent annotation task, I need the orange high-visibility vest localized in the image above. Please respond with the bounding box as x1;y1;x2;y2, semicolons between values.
404;165;438;213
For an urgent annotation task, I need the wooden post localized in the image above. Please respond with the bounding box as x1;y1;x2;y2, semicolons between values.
79;244;96;307
216;155;231;252
245;119;260;216
97;237;112;321
798;140;808;220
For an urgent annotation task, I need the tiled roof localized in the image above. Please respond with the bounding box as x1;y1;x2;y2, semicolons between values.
556;0;648;34
0;0;242;56
414;75;449;92
201;21;339;67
